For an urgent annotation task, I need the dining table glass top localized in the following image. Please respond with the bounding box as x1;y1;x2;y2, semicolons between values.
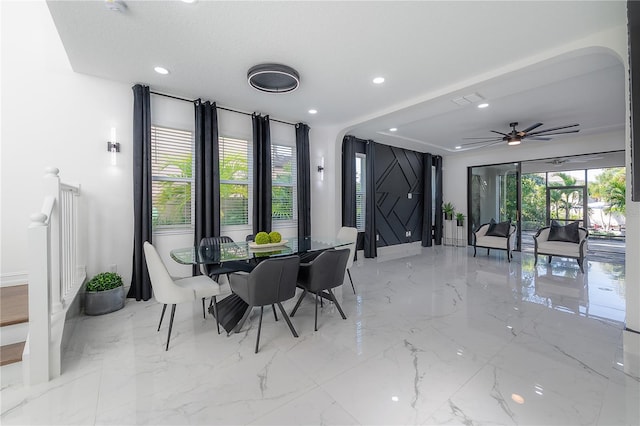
170;236;351;265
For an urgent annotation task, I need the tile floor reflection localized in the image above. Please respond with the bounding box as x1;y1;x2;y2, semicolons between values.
2;247;639;425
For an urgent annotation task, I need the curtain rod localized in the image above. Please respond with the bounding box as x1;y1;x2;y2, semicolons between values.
149;90;297;126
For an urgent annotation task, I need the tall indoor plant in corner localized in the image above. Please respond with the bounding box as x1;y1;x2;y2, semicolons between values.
84;272;125;315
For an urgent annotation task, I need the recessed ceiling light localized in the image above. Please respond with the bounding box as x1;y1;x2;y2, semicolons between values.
511;394;525;404
308;109;317;114
154;66;169;75
389;127;397;132
455;146;462;149
477;103;489;109
104;0;127;12
373;77;385;84
181;0;197;3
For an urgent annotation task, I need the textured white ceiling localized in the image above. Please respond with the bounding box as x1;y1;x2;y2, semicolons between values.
46;1;627;155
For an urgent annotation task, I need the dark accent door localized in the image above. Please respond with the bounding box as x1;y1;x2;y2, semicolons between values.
374;145;423;247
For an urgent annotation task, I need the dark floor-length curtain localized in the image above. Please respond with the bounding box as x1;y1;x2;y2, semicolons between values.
364;140;377;258
296;123;311;241
422;153;433;247
433;155;443;245
253;114;272;234
193;100;221;275
128;84;153;301
341;136;357;228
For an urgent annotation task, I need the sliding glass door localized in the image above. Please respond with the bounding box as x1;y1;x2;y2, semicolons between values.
468;162;521;249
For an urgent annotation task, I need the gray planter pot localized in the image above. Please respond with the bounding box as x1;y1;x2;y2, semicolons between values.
85;286;125;315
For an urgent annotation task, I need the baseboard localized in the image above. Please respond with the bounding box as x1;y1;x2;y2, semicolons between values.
376;242;423;262
1;272;28;288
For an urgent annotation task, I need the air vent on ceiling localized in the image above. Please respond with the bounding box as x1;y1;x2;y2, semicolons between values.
451;92;484;106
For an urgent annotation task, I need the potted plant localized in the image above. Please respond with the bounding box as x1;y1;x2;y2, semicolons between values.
84;272;125;315
455;212;465;226
443;202;455;220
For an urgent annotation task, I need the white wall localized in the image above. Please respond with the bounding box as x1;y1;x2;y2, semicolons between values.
1;1;134;285
0;2;326;283
309;124;344;238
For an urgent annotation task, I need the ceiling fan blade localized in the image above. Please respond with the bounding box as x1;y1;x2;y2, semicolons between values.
490;130;509;136
526;137;552;141
521;122;543;133
529;130;580;137
461;138;502;147
528;124;579;135
463;137;504;140
460;139;505;149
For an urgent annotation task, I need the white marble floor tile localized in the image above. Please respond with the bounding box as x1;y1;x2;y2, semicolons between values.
1;246;637;426
248;386;360;426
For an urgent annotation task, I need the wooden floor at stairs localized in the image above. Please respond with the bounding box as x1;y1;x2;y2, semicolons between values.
1;284;28;366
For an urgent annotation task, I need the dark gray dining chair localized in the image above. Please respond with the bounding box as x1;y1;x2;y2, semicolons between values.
290;249;350;331
199;236;254;334
228;255;300;353
199;236;250;282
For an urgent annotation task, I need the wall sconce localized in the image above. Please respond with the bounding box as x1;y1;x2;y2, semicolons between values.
317;156;325;181
107;127;120;166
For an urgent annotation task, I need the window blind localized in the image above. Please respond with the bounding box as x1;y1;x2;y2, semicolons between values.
271;143;297;222
151;125;194;228
219;137;252;227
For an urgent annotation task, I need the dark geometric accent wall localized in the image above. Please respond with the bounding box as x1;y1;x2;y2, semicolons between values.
375;144;424;247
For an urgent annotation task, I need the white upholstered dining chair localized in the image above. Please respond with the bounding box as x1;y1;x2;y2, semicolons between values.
336;226;358;293
143;241;224;350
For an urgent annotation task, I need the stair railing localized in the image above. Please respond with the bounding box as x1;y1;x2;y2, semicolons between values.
26;167;85;384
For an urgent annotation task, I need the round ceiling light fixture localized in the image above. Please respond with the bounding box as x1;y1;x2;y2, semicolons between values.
247;63;300;93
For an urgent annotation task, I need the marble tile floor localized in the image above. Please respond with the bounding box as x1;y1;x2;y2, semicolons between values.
2;246;639;425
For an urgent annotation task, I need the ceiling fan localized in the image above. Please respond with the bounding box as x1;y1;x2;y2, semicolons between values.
462;122;580;148
544;155;603;165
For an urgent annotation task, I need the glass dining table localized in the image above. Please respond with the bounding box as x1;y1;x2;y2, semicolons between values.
170;236;351;334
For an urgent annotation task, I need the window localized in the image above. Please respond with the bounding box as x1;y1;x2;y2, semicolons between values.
355;154;366;231
220;137;252;228
271;143;297;223
151;125;194;230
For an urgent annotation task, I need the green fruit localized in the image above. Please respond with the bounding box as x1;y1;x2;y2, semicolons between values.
269;231;282;243
255;231;271;245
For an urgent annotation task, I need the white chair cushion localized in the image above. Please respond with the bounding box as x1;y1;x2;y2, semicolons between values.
475;235;509;250
536;240;582;257
174;275;222;299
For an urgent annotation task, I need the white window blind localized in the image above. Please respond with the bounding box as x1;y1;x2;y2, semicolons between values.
271;143;297;223
356;154;366;231
151;125;194;229
220;137;252;228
